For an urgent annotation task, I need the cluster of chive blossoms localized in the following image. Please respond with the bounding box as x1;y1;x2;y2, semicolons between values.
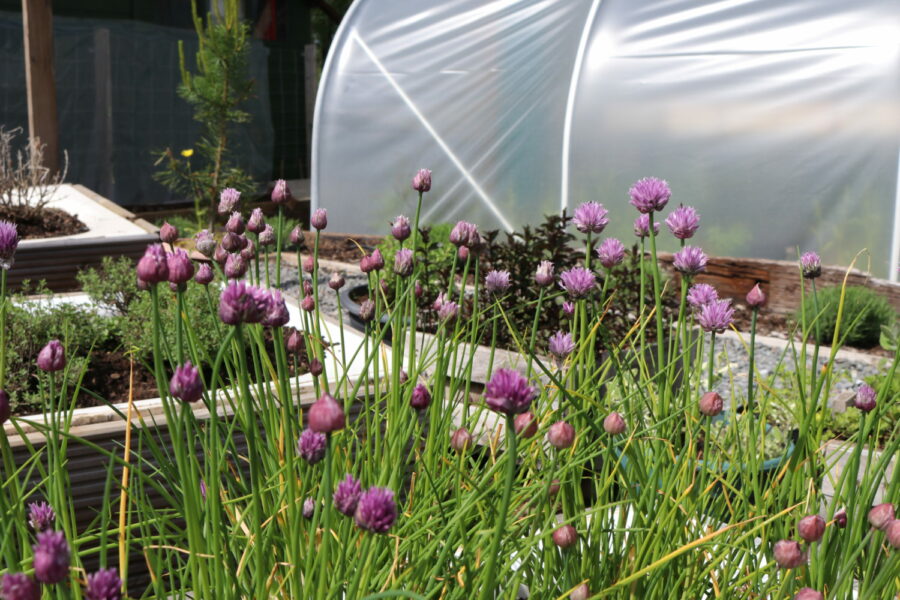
1;521;123;600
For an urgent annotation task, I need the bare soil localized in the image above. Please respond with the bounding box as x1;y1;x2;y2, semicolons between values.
0;206;88;238
299;231;382;263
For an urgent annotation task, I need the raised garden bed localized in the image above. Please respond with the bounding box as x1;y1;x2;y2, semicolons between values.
10;184;158;292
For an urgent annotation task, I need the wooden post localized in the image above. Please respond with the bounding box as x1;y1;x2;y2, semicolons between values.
93;27;113;199
303;43;318;178
22;0;59;173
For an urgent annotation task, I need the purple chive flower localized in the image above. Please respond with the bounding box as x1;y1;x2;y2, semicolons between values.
698;299;734;333
868;503;894;530
328;272;345;290
457;246;470;262
572;201;609;234
166;249;195;285
687;283;719;309
0;389;8;425
225;212;245;235
665;205;700;239
224;253;248;279
854;384;877;412
289;225;303;246
219;281;270;325
309;358;324;376
410;384;431;410
285;327;304;354
633;213;659;238
485;270;511;294
37;340;65;372
548;331;575;363
834;510;847;528
221;232;244;253
673;245;708;275
513;412;537;438
571;584;590;600
535;261;555;287
391;215;411;241
194;230;217;257
213;245;228;265
800;251;821;279
136;244;169;283
394;248;414;277
308;393;345;433
629;177;671;214
0;221;17;270
746;283;766;308
258;224;275;247
333;474;362;516
262;290;290;327
310;208;327;231
360;249;384;273
84;567;122;600
302;255;315;274
484;368;535;415
885;519;900;549
449;221;479;248
603;412;626;435
297;429;327;464
303;497;316;519
431;292;448;312
772;539;806;569
559;267;595;299
437;301;459;323
596;238;625;269
562;301;575;317
218;188;241;214
797;515;825;543
240;237;256;262
218;188;241;215
358;299;375;322
246;208;266;234
698;391;724;417
355;487;397;533
547;421;575;449
412;169;432;193
159;221;178;244
451;428;473;453
194;263;214;285
793;589;824;600
169;362;202;403
300;295;316;314
271;179;290;204
32;530;70;583
0;573;40;600
28;502;55;532
552;525;578;548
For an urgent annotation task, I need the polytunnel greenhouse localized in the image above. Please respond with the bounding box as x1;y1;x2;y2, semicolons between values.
312;0;900;277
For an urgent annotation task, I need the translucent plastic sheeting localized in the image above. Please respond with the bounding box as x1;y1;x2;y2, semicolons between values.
313;0;900;277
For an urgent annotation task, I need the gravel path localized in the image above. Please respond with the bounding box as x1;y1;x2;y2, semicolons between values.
274;259;891;407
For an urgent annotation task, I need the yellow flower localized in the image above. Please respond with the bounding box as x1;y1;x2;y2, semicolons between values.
180;149;194;158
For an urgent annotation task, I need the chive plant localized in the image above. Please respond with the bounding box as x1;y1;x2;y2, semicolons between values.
0;173;898;600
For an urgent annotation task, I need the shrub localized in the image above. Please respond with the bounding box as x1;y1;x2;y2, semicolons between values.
4;283;118;414
77;256;223;363
825;370;900;445
798;285;896;348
